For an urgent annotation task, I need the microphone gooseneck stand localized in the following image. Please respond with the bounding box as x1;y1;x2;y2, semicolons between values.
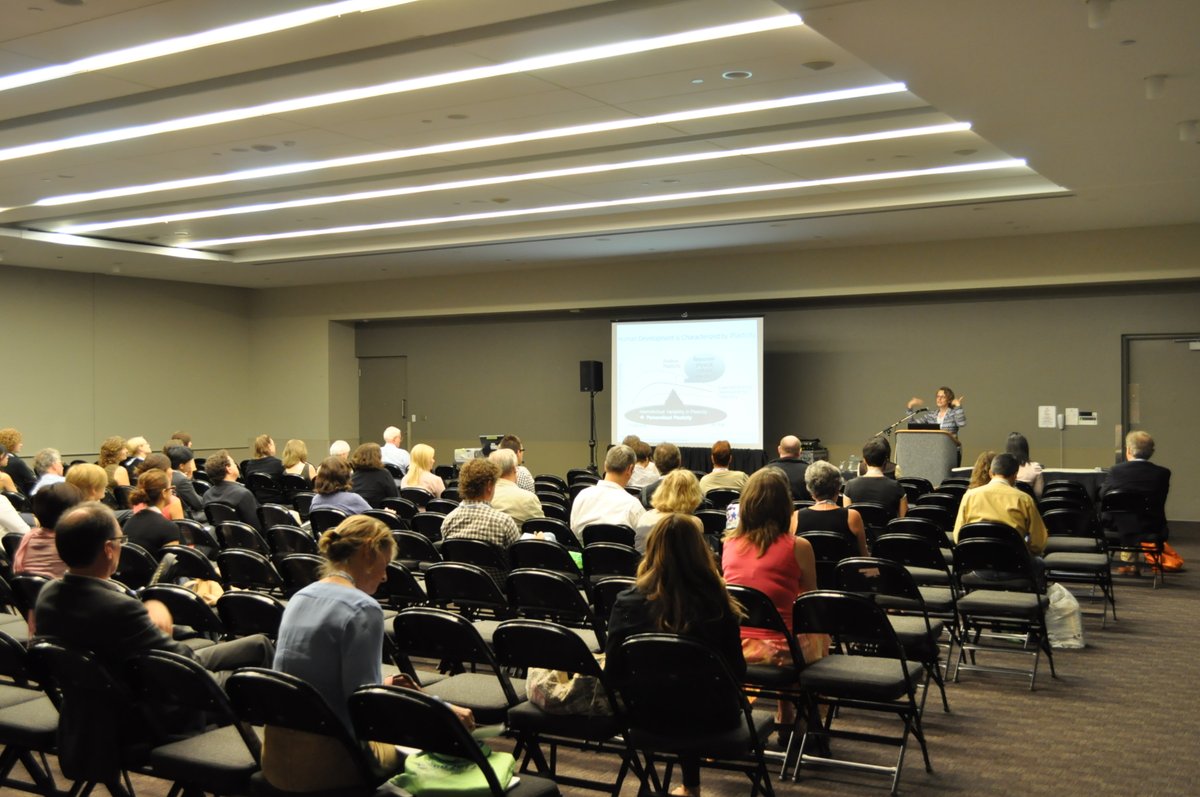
875;408;927;438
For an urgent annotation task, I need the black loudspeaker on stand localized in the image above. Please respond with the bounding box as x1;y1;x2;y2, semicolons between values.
579;361;603;472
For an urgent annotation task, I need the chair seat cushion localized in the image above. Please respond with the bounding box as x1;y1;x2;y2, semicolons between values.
507;699;622;741
508;772;562;797
0;695;58;746
799;655;919;702
1043;552;1110;571
627;708;774;759
887;615;945;656
904;566;949;586
743;662;799;689
1043;537;1101;554
149;724;259;792
424;673;526;725
916;586;955;613
0;684;43;710
957;589;1048;617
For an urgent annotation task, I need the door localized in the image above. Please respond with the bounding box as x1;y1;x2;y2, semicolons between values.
359;356;408;449
1126;335;1200;522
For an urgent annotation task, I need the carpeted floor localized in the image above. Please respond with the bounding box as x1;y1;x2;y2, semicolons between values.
8;535;1196;797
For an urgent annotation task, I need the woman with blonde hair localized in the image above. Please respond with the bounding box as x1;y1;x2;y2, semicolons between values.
400;443;445;498
606;513;745;797
121;436;151;477
244;434;284;480
633;468;702;552
65;463;108;503
281;439;317;481
98;436;131;489
266;515;474;790
123;469;182;550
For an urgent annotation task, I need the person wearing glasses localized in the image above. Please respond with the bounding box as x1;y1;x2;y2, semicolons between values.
499;434;535;492
122;469;182;551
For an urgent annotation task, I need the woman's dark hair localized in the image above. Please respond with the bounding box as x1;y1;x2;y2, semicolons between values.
728;467;792;555
862;436;891;467
138;453;171;475
637;513;743;633
349;443;383;471
32;482;84;531
314;456;353;495
1005;432;1031;465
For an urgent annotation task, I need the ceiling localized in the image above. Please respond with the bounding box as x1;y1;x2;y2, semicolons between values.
0;0;1196;288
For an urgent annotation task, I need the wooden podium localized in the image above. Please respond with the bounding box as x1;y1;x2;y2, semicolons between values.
895;430;958;487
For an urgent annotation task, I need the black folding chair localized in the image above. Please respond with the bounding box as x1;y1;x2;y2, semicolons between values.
506;568;604;650
216;592;286;640
523;518;580;549
275;553;325;597
216;549;285;594
581;524;635;548
215;520;271;555
410;512;447;542
798;530;858;590
392;530;442;572
308;507;349;535
268;524;318;556
0;630;59;795
705;488;741;510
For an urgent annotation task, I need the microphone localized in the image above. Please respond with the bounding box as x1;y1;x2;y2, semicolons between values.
913;407;929;412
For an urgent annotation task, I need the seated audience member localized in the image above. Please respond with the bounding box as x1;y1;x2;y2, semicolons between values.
499;434;536;492
202;450;261;530
1100;430;1171;544
844;437;908;519
349;443;398;509
400;444;445;498
722;467;822;733
136;454;185;520
14;482;83;578
953;453;1048;555
30;448;65;496
0;445;18;494
1006;432;1044;498
441;458;521;585
123;470;182;551
65;463;108;503
310;457;372;515
796;460;868;556
699;440;749;494
169;431;193;448
967;450;997;489
380;425;410;475
0;428;37;496
98;436;131;490
0;493;30;535
34;502;274;681
605;512;746;797
268;515;473;790
166;445;204;519
639;441;681;509
627;441;660;490
488;448;544;526
569;444;646;533
121;435;152;479
764;434;809;500
243;434;285;480
329;440;351;460
634;469;702;553
281;439;317;481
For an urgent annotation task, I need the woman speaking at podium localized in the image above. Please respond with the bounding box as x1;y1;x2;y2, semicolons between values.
906;387;965;463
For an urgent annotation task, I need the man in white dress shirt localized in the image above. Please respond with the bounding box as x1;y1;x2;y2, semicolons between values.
569;445;645;534
380;425;410;475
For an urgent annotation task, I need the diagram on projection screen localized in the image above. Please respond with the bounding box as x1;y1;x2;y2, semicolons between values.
611;317;764;449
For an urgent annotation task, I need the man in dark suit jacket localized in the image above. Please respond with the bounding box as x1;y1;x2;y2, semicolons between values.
201;450;262;530
1100;431;1171;541
765;435;810;501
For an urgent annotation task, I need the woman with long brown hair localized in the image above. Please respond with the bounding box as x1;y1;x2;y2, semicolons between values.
606;512;745;797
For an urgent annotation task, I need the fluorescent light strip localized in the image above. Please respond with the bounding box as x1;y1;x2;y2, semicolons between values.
37;83;904;208
0;14;802;165
0;1;421;94
59;123;969;234
180;159;1026;249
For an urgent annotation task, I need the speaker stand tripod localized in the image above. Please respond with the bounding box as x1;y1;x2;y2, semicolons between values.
587;389;598;474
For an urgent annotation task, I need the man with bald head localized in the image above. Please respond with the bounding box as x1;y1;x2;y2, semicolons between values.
765;434;809;500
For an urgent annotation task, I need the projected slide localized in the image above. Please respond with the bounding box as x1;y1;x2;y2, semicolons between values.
612;317;763;449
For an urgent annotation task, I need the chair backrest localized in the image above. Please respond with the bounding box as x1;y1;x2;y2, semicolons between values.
391;608;518;704
162;543;221;582
798;530;859;589
246;472;283;503
216;520;270;554
439;537;509;574
1;532;24;563
382;496;418;520
423;562;510;618
567;469;599;485
508;538;580;578
705;488;741;510
492;618;606;680
505;568;600;641
1038;495;1086;515
362;508;408;531
383;463;403;479
582;542;640;581
694;509;728;535
348;686;511;796
952;537;1039;593
792;590;906;660
725;583;803;664
536;490;568;508
9;573;50;617
906;504;955;532
376;561;427;610
226;668;377;785
112;542;159;591
885;516;946;547
1014;480;1036;498
392;530;442;569
897;477;933;500
535;474;568;491
872;533;951;575
174;518;220;551
1044;480;1089;500
939;478;970;488
291;491;315;520
611;633;756;739
399;487;433;508
936;483;967;500
257;503;295;531
835;556;926;608
139;583;225;634
848;501;891;542
410;512;446;542
540;502;569;522
582;523;635;547
275;553;325;596
203;502;240;526
217;548;284;592
522;517;579;548
1;490;28;512
957;521;1023;544
591;576;635;627
280;473;312;500
113;484;134;510
0;628;35;686
1042;508;1092;538
308;507;349;535
268;524;318;555
919;492;959;512
568;482;593;502
426;498;460;515
216;591;286;638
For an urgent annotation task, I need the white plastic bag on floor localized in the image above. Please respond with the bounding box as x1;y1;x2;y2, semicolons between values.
1045;582;1085;649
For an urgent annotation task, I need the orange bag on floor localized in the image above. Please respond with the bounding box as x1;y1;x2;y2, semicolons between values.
1141;542;1185;571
